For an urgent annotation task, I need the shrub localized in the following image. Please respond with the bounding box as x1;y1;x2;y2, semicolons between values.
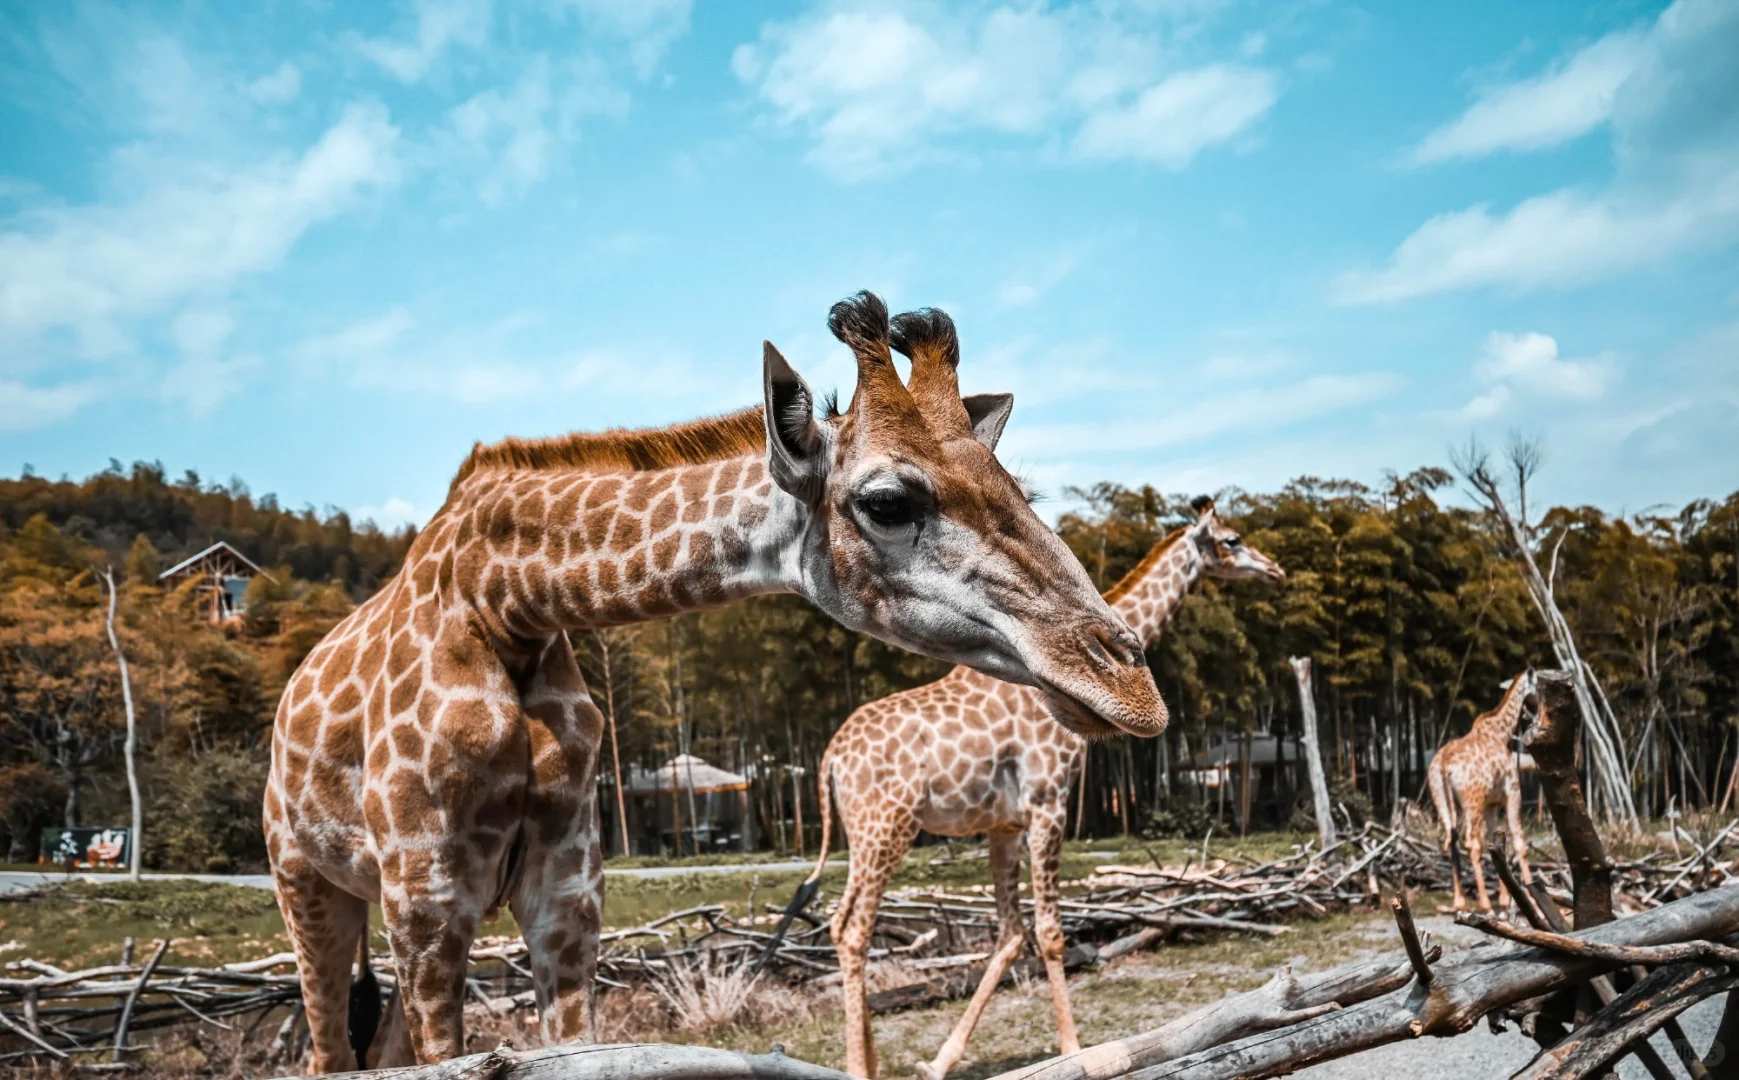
144;748;268;873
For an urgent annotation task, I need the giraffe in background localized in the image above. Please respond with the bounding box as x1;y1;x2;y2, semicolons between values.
1427;669;1538;913
797;498;1283;1079
264;292;1167;1072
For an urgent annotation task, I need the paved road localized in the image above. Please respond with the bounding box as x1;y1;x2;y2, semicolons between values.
0;860;837;895
1298;996;1721;1079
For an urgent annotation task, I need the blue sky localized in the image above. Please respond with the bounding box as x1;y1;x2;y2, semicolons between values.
2;0;1735;532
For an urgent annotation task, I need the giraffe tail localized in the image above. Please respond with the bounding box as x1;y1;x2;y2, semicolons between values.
347;927;382;1071
752;756;837;974
1426;758;1465;883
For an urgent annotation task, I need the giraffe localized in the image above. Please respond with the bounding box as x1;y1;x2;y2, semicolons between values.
1426;669;1537;914
264;292;1168;1073
787;497;1283;1080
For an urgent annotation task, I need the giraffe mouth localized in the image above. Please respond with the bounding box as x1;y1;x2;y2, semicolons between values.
1040;684;1128;741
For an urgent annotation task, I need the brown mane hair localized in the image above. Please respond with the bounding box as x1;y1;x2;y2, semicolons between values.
451;406;767;489
1101;525;1191;605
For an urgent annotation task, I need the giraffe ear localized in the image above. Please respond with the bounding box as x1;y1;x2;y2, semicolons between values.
763;341;830;503
961;393;1013;452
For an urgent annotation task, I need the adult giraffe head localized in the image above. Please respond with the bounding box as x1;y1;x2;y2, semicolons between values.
1187;496;1287;584
763;292;1166;738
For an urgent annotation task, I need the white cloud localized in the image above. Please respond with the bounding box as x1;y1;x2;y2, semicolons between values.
1474;331;1611;399
356;496;421;530
1073;64;1277;167
162;308;251;415
0;103;402;356
450;59;556;206
1008;371;1401;458
1332;178;1739;303
554;0;692;79
1445;331;1613;420
1454;384;1511;420
246;61;302;105
995;246;1084;308
355;0;492;83
734;5;1277;180
1412;31;1646;164
0;379;102;431
1342;0;1739;303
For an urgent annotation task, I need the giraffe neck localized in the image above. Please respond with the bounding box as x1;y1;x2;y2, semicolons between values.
447;452;808;639
1473;678;1530;743
1109;534;1200;647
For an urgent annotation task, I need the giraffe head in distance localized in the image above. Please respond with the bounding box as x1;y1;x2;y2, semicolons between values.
1187;496;1286;584
766;292;1166;738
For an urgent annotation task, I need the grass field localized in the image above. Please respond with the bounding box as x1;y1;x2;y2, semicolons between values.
0;833;1317;971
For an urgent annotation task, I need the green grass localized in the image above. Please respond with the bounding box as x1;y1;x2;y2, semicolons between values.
0;832;1332;974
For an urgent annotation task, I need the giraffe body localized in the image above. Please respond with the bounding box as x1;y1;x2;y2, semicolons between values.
813;500;1284;1079
1426;670;1537;913
266;294;1168;1073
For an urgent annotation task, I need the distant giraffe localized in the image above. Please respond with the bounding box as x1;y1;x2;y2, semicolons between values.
786;498;1283;1080
264;294;1168;1072
1427;670;1537;913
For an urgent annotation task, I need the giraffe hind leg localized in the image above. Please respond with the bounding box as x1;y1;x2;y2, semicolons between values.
920;830;1027;1080
272;837;370;1074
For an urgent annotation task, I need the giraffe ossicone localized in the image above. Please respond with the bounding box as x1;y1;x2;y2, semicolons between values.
264;291;1167;1072
794;497;1284;1080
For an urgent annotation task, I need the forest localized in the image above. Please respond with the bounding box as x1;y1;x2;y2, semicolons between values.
0;455;1733;869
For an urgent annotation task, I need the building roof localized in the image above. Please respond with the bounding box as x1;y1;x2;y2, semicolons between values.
159;541;270;582
625;754;751;795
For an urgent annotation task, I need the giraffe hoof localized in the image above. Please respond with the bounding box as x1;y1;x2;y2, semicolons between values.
914;1063;945;1080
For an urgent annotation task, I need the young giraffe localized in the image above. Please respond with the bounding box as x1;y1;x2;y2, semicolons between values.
264;293;1167;1073
798;498;1283;1080
1426;669;1537;913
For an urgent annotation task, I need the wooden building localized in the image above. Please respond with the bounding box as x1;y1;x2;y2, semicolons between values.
158;542;272;625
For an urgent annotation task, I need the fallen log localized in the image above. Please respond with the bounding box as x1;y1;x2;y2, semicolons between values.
276;1042;851;1080
1509;962;1739;1079
1069;886;1739;1080
986;953;1421;1080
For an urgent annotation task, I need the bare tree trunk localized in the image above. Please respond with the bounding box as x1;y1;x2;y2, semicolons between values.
1455;440;1636;825
591;631;632;857
99;567;142;881
1290;657;1334;850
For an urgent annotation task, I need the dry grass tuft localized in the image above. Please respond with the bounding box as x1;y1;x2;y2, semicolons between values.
646;952;812;1036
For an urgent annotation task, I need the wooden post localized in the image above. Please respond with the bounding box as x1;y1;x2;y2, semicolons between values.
670;756;683;858
1290;657;1335;851
792;767;804;859
99;567;142;881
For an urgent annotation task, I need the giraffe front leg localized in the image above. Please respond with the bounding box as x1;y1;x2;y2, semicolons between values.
380;851;500;1062
920;831;1026;1080
512;633;606;1045
511;814;603;1044
1026;812;1079;1055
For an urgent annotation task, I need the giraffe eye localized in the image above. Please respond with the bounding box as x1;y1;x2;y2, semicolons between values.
858;490;916;528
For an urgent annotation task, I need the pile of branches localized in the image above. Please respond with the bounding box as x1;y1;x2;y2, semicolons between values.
0;941;301;1071
4;822;1733;1070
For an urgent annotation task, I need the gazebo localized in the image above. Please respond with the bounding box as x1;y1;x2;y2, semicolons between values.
623;754;756;855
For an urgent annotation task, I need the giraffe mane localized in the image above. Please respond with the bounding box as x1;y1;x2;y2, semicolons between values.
451;406;768;489
1100;525;1190;604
